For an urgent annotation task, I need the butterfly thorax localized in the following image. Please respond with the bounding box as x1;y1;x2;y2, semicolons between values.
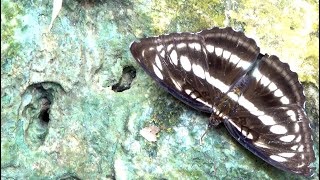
209;113;224;127
209;87;242;127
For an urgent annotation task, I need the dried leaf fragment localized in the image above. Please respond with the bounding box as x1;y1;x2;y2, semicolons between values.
140;126;160;142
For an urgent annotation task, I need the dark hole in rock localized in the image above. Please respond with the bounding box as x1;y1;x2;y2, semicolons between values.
21;81;64;150
39;109;50;124
112;66;136;92
38;97;51;125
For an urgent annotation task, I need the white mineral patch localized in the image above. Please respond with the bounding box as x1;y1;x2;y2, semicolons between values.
173;126;192;147
127;113;137;133
115;158;128;180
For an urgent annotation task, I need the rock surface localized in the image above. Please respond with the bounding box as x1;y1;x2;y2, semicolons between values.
1;0;319;179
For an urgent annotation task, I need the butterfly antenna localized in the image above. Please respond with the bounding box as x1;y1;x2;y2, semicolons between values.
200;124;210;145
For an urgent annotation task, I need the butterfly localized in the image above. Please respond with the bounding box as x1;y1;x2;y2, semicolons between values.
130;27;315;176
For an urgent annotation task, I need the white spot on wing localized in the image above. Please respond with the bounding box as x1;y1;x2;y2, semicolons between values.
155;55;163;70
160;50;165;58
228;120;241;132
260;76;271;87
222;50;231;59
142;50;145;58
192;64;205;79
270;155;287;162
189;43;201;51
254;141;270;149
298;145;304;152
152;64;163;80
258;115;277;125
286;110;295;117
215;47;223;56
270;125;288;134
280;135;295;142
170;50;178;65
177;43;186;49
294;123;299;132
167;44;174;51
156;45;163;52
205;72;229;93
233;95;259;112
229;54;240;64
280;96;290;104
278;153;295;158
247;133;254;139
268;82;278;91
206;44;215;53
180;55;191;71
250;110;265;116
274;89;284;97
236;60;251;70
291;145;298;150
195;98;212;108
185;89;191;95
295;135;301;142
241;130;254;139
252;68;263;80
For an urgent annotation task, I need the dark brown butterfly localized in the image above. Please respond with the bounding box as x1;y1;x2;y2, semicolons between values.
130;27;315;176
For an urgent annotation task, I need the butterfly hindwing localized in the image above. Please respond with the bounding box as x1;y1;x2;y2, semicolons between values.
225;106;315;176
225;55;315;176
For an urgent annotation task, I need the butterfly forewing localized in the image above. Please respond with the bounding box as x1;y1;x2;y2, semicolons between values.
130;27;315;176
131;34;216;112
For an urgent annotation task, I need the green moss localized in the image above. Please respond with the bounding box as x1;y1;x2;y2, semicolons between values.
300;36;319;85
230;0;319;87
143;141;159;158
149;0;225;34
144;85;184;134
1;0;24;65
174;169;204;179
1;141;18;167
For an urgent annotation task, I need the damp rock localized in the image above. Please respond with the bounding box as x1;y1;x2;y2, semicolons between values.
20;82;64;150
1;0;318;179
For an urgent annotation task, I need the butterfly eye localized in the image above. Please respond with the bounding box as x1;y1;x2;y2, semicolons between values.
130;27;315;177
